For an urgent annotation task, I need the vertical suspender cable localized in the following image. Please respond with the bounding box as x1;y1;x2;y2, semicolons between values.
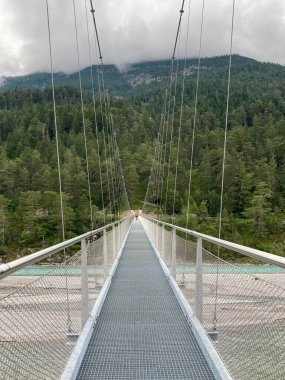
160;59;175;217
145;0;186;218
84;0;106;223
113;126;130;212
90;0;130;215
96;65;112;214
218;0;236;241
157;90;168;219
45;0;71;331
45;0;65;243
154;125;163;215
172;0;193;220
164;57;180;215
90;0;115;217
110;113;127;214
107;94;120;216
213;0;236;330
164;0;186;215
102;89;116;218
72;0;94;229
185;0;205;230
151;133;161;212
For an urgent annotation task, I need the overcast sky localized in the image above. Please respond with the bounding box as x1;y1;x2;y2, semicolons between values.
0;0;284;77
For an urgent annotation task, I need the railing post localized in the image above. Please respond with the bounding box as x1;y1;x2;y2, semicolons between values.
103;228;108;278
156;222;160;253
155;221;159;249
195;237;203;323
116;221;119;253
112;223;117;261
171;227;176;279
161;224;165;258
81;238;89;328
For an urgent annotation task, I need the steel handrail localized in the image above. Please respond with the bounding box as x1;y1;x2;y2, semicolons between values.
0;215;132;280
142;215;285;269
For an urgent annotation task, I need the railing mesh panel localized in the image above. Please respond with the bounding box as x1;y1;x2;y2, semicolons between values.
144;219;285;380
0;220;129;380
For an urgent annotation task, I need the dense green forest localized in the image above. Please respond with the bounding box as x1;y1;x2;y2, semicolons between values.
0;55;285;261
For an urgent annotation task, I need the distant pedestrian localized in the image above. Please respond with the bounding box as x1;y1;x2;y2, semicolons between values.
134;210;139;220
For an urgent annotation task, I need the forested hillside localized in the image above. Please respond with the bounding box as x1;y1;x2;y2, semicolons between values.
0;55;285;261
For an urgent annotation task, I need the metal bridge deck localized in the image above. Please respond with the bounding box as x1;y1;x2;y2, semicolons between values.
76;220;215;379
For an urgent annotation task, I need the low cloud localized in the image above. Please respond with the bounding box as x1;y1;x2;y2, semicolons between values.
0;0;284;77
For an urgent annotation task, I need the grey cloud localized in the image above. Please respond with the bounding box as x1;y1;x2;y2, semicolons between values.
0;0;284;77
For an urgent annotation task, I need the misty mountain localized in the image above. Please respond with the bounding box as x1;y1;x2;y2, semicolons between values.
1;55;284;97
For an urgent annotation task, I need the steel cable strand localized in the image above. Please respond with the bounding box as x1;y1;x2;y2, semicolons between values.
108;98;130;215
172;0;193;221
102;89;117;218
164;0;186;217
90;1;112;216
112;124;130;212
185;0;205;232
154;130;163;216
90;1;121;218
159;58;176;218
164;57;180;216
213;0;236;332
109;109;123;216
154;90;170;217
45;0;72;333
108;107;121;217
110;114;125;215
72;0;94;230
90;1;130;216
157;90;169;220
160;0;186;217
148;134;161;213
84;0;106;224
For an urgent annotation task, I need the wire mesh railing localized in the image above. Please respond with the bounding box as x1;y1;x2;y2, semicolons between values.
0;216;132;380
141;216;285;380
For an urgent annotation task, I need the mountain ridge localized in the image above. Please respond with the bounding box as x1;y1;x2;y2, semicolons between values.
1;55;284;96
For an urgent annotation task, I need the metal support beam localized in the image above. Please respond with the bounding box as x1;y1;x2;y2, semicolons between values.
161;225;165;258
112;223;116;261
81;238;89;328
171;227;176;279
103;229;108;279
155;221;159;249
195;237;203;323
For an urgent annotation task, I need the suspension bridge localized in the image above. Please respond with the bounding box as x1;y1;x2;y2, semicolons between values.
0;0;285;379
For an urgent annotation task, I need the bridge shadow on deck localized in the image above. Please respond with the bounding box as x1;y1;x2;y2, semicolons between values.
76;220;214;380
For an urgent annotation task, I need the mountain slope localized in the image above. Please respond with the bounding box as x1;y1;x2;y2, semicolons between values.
1;55;284;97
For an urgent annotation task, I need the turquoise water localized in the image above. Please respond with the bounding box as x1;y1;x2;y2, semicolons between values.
177;264;285;274
12;265;104;276
11;263;285;276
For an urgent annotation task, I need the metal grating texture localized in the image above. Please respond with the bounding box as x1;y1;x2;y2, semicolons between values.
76;220;215;380
143;217;285;380
0;219;131;380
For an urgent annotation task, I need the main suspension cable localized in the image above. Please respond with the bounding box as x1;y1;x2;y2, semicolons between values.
163;0;186;216
90;0;118;218
90;0;130;215
84;0;105;224
172;0;193;220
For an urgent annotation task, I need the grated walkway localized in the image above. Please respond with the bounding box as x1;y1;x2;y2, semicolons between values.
76;220;215;379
